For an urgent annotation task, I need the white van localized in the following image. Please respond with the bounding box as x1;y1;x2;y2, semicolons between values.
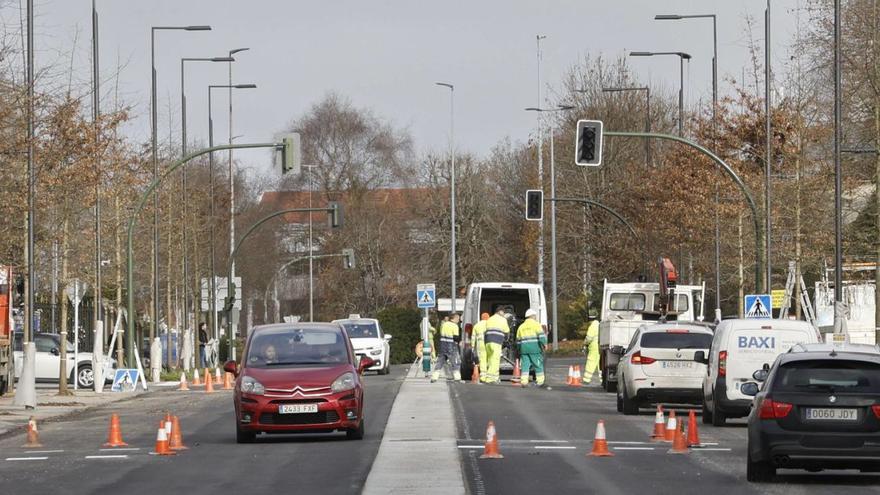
460;282;548;378
696;319;820;426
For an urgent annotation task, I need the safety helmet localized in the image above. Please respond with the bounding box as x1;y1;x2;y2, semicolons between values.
480;312;490;320
525;309;537;319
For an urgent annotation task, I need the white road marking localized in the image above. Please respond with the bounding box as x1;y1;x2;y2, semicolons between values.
534;446;577;450
6;457;48;461
86;455;129;459
25;450;64;454
528;439;569;443
100;447;140;451
457;446;484;449
695;448;732;452
613;447;655;451
607;441;651;445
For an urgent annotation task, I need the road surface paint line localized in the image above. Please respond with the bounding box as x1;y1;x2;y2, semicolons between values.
6;457;49;461
99;447;140;451
534;445;577;450
457;446;484;449
612;447;655;451
695;448;732;452
607;441;651;445
25;450;63;454
528;439;569;443
86;455;129;459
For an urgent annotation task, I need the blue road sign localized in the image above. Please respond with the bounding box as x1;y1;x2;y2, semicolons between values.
417;284;436;309
744;294;772;319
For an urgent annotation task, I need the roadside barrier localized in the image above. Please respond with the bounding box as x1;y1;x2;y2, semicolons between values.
479;421;504;459
169;416;188;451
650;405;666;441
22;417;43;448
103;413;128;447
663;410;677;442
686;410;702;448
668;423;689;455
587;419;614;457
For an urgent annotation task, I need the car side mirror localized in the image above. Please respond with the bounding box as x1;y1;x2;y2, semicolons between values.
741;382;760;397
610;345;625;356
384;334;392;341
223;360;238;376
752;369;769;382
50;347;59;356
693;351;708;365
358;356;376;374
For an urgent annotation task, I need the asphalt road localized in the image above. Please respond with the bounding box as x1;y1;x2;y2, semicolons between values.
0;365;405;495
452;357;880;495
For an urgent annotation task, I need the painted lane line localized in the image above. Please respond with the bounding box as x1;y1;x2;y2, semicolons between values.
25;450;64;454
6;457;49;461
695;448;732;452
607;441;651;445
99;447;140;451
86;455;129;459
612;447;655;451
528;439;569;443
457;446;484;449
534;446;577;450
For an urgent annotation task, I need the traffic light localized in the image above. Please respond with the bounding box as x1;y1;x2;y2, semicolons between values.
525;190;543;221
280;133;301;175
342;248;355;269
328;202;343;228
224;281;237;312
575;119;603;167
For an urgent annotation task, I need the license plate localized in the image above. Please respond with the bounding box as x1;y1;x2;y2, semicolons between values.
661;361;693;369
278;403;318;414
805;408;858;421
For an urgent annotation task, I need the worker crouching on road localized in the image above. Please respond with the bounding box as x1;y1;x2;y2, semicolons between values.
582;313;600;385
482;308;510;384
471;312;490;376
432;313;462;383
517;309;547;387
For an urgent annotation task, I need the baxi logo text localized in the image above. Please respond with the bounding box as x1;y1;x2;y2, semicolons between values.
738;336;775;349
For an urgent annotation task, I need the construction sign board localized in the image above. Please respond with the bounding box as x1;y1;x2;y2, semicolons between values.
111;369;139;392
745;294;772;319
771;290;786;309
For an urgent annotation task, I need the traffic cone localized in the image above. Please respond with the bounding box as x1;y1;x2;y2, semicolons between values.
511;359;522;385
164;413;173;437
663;410;677;442
686;410;702;448
471;364;480;384
215;368;222;386
566;365;575;385
668;423;689;454
151;421;176;456
192;368;201;386
587;419;614;457
177;373;190;391
169;415;188;450
205;372;215;393
223;372;234;390
22;417;43;448
571;366;582;387
650;405;667;441
479;420;504;459
103;413;128;447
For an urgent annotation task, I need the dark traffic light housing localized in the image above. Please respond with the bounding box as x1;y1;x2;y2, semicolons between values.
525;189;543;221
575;119;603;167
329;202;343;228
342;248;355;269
280;133;301;175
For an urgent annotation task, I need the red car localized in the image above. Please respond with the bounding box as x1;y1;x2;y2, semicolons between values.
225;323;375;443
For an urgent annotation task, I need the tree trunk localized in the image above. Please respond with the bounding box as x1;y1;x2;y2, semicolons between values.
738;211;745;318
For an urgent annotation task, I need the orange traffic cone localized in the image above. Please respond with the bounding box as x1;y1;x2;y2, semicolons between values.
663;410;677;442
511;359;522;385
192;368;202;386
169;415;188;450
566;365;575;385
686;410;702;448
571;366;582;387
587;419;614;457
22;417;43;448
177;373;190;391
151;421;176;456
650;405;667;441
223;372;234;390
103;413;128;447
471;364;480;384
668;423;690;454
205;372;215;393
479;420;504;459
215;368;222;386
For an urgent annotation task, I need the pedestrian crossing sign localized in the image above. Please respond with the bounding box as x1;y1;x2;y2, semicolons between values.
417;284;436;309
111;369;139;392
744;294;772;319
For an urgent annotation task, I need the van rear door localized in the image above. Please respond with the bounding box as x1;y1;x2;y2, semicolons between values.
725;326;815;400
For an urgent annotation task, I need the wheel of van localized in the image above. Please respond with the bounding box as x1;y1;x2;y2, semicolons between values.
620;380;639;415
0;376;7;396
602;367;617;393
460;348;474;381
702;398;713;425
616;387;623;413
746;448;775;482
711;401;727;427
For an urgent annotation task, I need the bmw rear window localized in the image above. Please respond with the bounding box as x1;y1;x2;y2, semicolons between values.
640;332;712;349
772;360;880;393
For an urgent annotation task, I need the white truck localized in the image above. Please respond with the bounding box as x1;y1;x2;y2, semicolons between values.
598;277;705;392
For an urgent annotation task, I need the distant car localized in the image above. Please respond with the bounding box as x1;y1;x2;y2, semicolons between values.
332;316;391;375
615;323;713;415
743;342;880;481
12;332;116;388
226;322;376;443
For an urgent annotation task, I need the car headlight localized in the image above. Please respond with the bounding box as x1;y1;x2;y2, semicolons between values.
240;376;265;395
370;349;382;356
331;372;356;393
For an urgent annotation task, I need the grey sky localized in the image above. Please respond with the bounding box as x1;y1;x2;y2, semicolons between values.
17;0;802;171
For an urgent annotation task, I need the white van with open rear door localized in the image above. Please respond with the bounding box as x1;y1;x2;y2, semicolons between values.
460;283;548;379
695;318;820;426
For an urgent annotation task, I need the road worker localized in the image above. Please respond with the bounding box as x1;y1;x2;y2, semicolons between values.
471;313;490;375
582;313;601;385
516;309;546;387
482;307;510;384
431;313;462;382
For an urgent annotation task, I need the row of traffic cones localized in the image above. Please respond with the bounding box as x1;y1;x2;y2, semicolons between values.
566;365;583;386
649;405;702;450
177;368;234;392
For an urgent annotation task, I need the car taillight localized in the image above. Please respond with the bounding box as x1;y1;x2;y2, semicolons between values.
631;351;656;365
718;350;727;377
759;398;793;419
872;405;880;419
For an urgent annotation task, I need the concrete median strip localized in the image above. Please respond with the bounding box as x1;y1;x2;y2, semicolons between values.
362;364;466;495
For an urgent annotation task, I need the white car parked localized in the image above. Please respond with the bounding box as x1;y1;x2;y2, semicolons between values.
333;316;392;375
616;323;713;415
13;332;116;388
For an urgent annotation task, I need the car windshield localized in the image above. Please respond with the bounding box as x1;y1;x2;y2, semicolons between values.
773;360;880;393
640;332;712;349
342;322;379;339
246;327;349;367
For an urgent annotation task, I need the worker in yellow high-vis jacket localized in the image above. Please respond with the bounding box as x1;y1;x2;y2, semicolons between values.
582;315;600;385
432;313;462;382
516;309;547;387
471;313;490;375
482;308;510;384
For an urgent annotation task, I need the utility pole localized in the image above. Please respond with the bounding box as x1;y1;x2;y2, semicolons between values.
833;0;844;333
92;0;103;350
765;0;773;293
536;35;546;287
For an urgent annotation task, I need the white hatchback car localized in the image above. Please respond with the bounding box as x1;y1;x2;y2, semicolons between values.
616;323;713;415
13;332;116;388
332;316;392;375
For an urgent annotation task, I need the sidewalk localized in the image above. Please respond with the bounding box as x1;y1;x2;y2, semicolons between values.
362;362;466;495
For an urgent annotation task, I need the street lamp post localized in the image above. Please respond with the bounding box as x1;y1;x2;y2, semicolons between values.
208;83;256;346
525;105;574;352
227;47;249;357
150;24;210;365
599;87;651;167
629;51;691;136
435;82;456;314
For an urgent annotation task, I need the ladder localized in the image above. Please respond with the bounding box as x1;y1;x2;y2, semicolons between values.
779;261;817;327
